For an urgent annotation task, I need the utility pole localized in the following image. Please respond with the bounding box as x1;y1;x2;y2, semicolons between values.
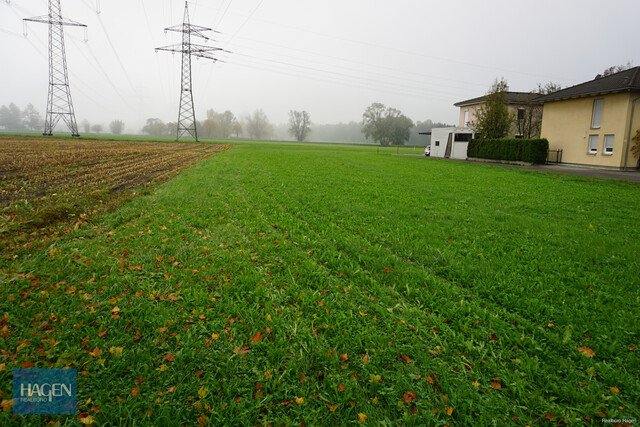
24;0;86;137
156;1;225;141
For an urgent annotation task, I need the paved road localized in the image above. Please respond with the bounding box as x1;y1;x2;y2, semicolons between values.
398;155;640;183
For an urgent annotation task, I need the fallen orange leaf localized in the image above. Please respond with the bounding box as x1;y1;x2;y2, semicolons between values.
131;387;139;397
491;382;501;390
445;406;454;416
165;353;175;362
402;391;417;404
249;331;264;343
89;347;103;358
340;353;349;361
1;399;13;412
577;346;595;358
401;355;412;364
358;413;368;423
233;346;250;358
610;386;619;393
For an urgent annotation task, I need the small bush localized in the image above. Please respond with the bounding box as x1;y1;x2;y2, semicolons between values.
468;138;549;164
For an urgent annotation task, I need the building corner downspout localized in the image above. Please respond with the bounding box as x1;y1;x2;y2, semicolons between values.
623;96;640;171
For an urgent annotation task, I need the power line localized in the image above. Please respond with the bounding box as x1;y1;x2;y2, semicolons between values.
225;39;478;98
193;1;572;85
225;33;488;92
225;55;456;104
66;34;135;113
95;13;139;97
215;0;234;29
140;0;166;100
231;52;467;101
226;0;263;44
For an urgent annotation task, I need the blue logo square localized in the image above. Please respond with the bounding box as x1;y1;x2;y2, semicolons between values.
13;369;77;415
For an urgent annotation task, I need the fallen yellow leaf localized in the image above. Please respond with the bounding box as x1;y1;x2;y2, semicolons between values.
78;414;95;425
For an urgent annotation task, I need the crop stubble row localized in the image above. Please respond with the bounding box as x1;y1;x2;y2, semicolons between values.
0;137;229;204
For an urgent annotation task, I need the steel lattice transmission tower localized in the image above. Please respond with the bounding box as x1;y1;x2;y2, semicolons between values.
156;2;225;141
24;0;86;136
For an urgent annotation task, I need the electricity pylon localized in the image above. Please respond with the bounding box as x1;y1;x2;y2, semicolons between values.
156;1;225;141
24;0;86;136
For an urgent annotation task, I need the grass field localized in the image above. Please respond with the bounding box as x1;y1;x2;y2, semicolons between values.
1;139;639;425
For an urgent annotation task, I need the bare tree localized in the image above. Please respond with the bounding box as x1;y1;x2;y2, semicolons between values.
601;61;634;77
288;110;311;142
91;124;104;134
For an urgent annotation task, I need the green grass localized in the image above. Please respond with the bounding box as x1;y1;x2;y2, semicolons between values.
1;142;639;425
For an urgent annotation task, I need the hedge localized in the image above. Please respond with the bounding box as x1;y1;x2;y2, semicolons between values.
467;138;549;164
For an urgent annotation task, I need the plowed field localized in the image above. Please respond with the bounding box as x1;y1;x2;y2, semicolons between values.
0;137;229;204
0;136;230;255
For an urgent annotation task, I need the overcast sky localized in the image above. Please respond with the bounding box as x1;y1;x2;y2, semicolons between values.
1;0;638;134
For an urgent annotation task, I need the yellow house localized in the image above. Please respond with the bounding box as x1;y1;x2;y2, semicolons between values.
537;67;640;169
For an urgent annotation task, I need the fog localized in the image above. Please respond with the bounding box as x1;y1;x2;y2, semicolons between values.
1;0;638;136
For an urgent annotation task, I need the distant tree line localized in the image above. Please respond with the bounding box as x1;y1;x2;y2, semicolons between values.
142;109;274;140
0;103;44;131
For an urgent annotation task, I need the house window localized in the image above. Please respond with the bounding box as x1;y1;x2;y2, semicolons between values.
464;110;469;126
517;108;525;121
435;141;440;147
603;134;614;154
591;99;604;128
588;135;598;154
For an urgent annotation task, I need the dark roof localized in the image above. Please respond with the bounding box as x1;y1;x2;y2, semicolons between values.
454;92;539;107
535;66;640;103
